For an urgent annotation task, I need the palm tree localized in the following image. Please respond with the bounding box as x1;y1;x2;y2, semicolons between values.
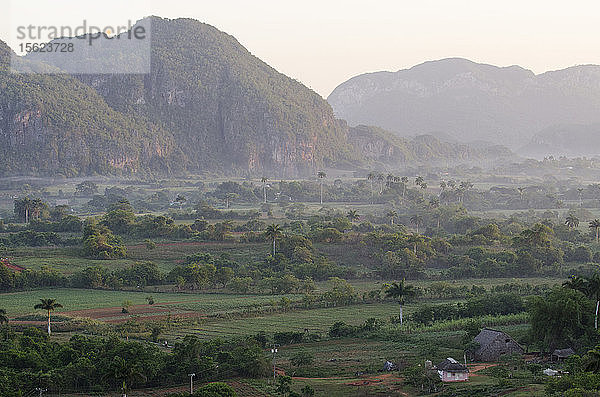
0;309;8;325
415;176;424;186
347;210;360;223
565;214;580;229
367;172;376;203
317;171;327;204
401;177;409;198
386;210;398;226
377;173;385;194
439;181;447;196
34;298;63;335
410;214;424;234
385;280;417;325
261;177;269;203
517;187;526;202
590;219;600;243
264;224;282;256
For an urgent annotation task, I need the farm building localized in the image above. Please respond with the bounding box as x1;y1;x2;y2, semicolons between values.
472;328;524;361
436;358;469;382
552;348;575;362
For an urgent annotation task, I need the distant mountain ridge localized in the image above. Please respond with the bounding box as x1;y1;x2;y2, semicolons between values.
0;23;517;177
328;58;600;151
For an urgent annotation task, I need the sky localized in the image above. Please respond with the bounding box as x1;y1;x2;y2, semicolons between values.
3;0;600;97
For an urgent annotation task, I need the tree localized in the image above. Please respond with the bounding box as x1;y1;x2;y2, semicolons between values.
584;346;600;373
34;298;63;335
346;210;359;222
401;176;409;198
578;187;585;206
106;356;146;397
367;172;376;203
317;171;326;204
194;382;237;397
585;274;600;330
0;308;8;325
174;194;186;210
385;280;418;325
410;214;424;234
565;214;580;229
517;187;526;202
265;224;283;256
590;219;600;243
386;210;398;226
529;287;594;351
261;177;269;203
415;176;424;186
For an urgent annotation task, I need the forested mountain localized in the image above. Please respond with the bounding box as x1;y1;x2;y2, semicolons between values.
328;58;600;151
0;40;180;177
0;21;516;177
23;17;354;176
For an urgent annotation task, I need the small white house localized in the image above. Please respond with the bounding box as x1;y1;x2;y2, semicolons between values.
436;358;469;382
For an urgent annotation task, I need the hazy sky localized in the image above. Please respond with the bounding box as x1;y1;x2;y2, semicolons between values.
3;0;600;97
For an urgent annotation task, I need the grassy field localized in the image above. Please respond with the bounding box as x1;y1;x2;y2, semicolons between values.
0;288;301;317
167;303;404;340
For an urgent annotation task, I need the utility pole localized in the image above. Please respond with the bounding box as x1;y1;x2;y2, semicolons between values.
188;373;195;394
271;345;279;383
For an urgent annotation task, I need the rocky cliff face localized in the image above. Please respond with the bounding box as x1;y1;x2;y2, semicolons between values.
31;17;353;177
328;58;600;150
0;40;179;177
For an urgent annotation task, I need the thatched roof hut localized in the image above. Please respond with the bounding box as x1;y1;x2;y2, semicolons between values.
472;328;524;362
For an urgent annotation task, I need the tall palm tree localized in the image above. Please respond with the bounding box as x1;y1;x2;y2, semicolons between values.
578;188;584;207
377;173;385;194
517;187;526;202
410;214;424;234
590;219;600;243
401;177;409;198
34;298;63;335
565;214;580;229
386;210;398;226
0;309;8;325
367;172;376;203
385;280;417;325
317;171;327;204
347;210;360;223
439;181;447;197
264;224;282;256
261;177;269;203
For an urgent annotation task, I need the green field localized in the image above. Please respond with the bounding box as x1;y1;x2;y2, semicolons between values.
168;303;404;340
0;288;301;317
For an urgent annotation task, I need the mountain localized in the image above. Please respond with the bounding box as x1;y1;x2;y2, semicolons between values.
519;124;600;159
0;40;180;177
23;17;353;177
347;125;516;167
1;22;516;177
328;58;600;150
